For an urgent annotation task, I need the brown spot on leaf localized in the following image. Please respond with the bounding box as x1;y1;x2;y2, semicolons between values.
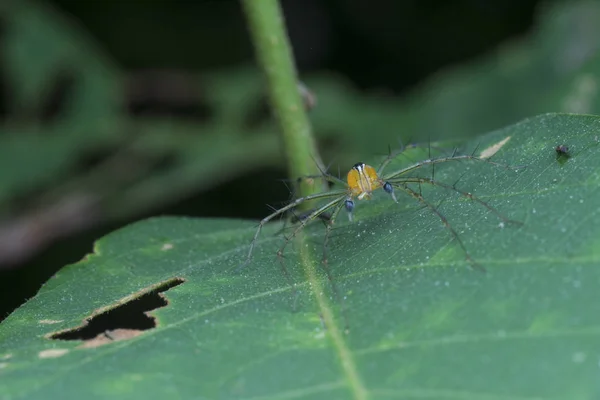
38;348;69;359
480;136;511;159
39;319;63;325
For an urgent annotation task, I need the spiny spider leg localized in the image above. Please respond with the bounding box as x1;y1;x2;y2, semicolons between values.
320;199;351;333
396;177;522;225
392;183;486;272
286;166;335;201
321;201;346;265
275;195;350;331
376;142;422;176
376;140;453;177
291;154;346;196
274;246;300;312
274;195;350;329
384;154;472;180
274;206;332;236
429;140;436;184
239;189;347;271
297;171;346;189
276;195;347;260
383;154;525;181
470;142;482;157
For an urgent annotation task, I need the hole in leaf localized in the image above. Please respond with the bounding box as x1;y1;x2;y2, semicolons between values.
48;277;184;345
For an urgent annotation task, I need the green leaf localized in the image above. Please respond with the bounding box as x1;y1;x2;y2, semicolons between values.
2;113;599;399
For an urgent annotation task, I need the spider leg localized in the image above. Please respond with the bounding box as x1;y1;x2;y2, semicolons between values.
376;141;421;176
384;153;525;181
399;177;522;225
320;199;351;333
273;195;345;314
238;190;346;271
276;195;347;261
392;183;486;272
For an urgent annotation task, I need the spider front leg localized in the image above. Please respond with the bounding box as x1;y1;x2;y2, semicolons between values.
274;195;345;312
239;190;346;271
275;195;347;263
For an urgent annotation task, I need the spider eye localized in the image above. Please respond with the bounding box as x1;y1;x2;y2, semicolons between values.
344;199;355;213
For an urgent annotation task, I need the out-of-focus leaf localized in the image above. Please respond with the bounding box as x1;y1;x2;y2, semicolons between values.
306;0;600;156
0;0;124;206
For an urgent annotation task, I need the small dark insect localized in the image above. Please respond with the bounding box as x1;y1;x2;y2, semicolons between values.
555;145;570;156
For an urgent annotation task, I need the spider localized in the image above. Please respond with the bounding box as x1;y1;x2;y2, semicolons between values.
241;142;522;274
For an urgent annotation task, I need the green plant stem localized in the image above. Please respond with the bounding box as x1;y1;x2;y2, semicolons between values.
241;0;323;204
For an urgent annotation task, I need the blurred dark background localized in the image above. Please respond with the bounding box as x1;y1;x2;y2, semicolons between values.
54;0;545;91
0;0;560;321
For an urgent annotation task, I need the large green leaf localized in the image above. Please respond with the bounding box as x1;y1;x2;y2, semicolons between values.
2;113;599;399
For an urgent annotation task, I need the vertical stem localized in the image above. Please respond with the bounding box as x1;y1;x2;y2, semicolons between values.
242;4;366;397
241;0;324;205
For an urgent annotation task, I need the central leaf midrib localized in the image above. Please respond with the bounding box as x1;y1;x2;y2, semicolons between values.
297;231;369;400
